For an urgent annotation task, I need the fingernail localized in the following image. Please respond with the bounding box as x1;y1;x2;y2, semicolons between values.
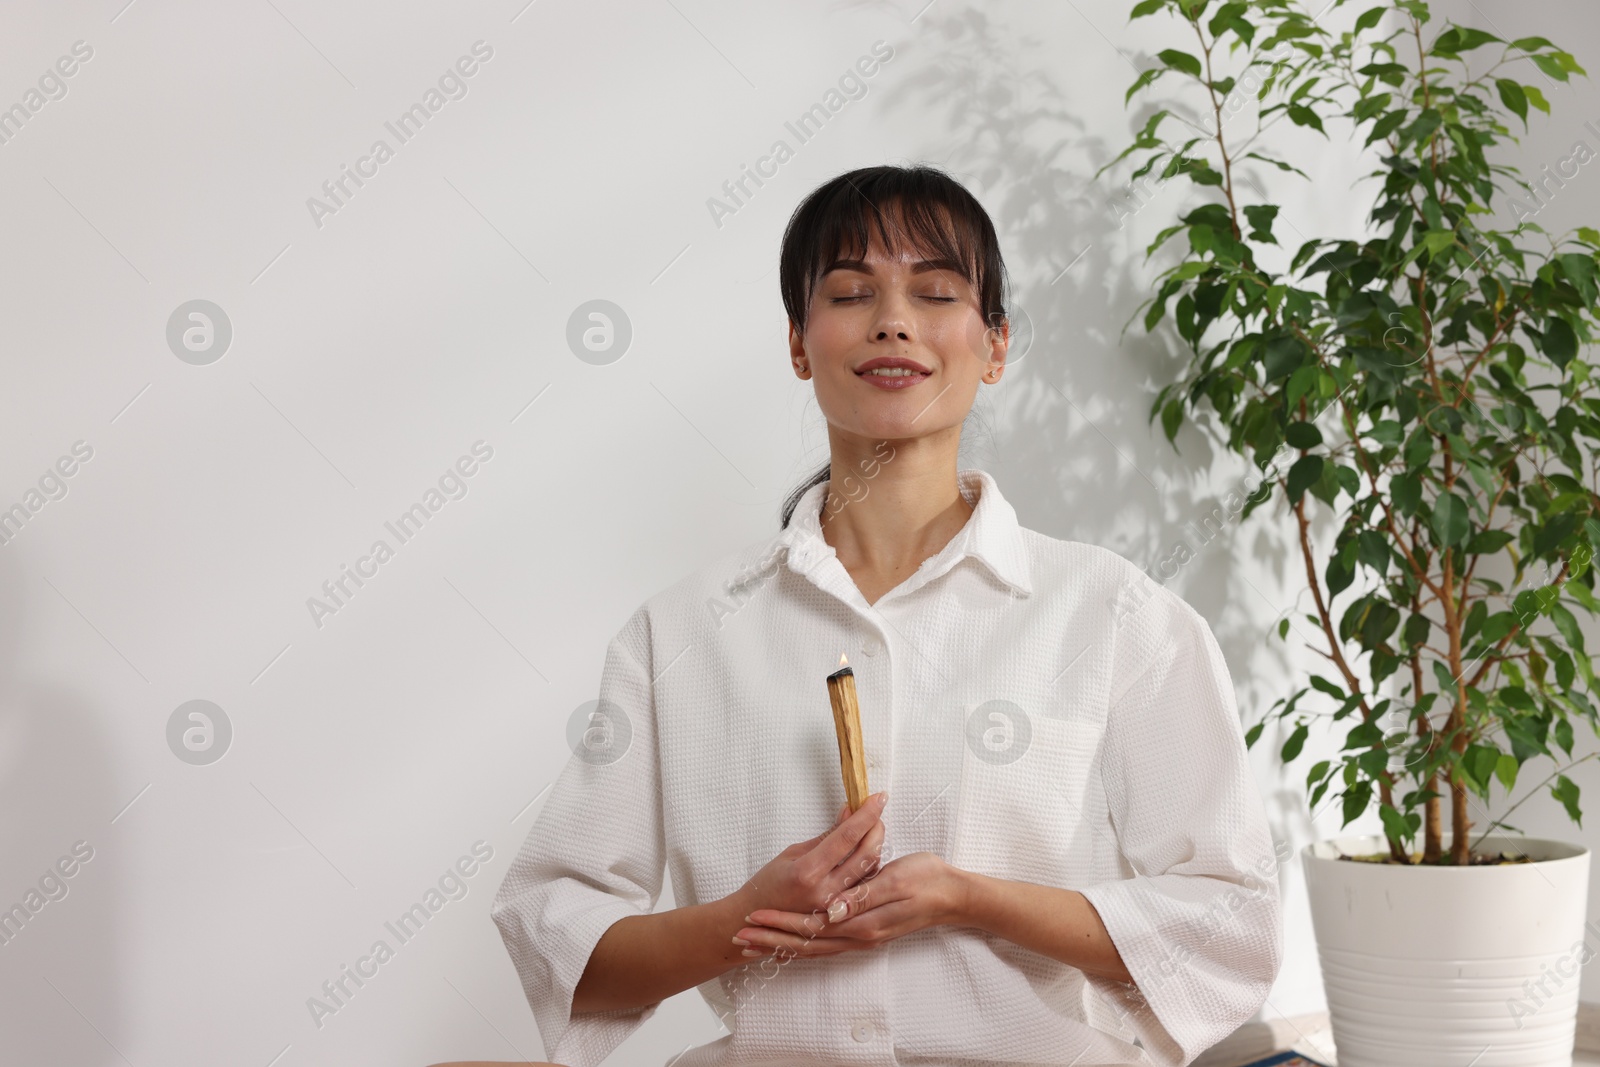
731;935;750;945
744;914;753;923
741;947;762;957
877;791;889;806
828;899;848;923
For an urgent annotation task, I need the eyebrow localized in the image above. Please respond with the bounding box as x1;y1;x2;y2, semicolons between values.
821;257;971;280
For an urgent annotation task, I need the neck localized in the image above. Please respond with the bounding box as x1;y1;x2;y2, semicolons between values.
817;428;974;578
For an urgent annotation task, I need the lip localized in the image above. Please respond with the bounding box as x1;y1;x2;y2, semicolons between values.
855;356;932;390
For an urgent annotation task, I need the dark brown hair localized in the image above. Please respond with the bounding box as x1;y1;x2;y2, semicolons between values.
777;164;1011;527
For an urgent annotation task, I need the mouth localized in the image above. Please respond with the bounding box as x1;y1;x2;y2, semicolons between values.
855;357;933;390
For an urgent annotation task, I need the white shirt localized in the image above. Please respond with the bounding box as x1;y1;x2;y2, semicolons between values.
491;467;1283;1067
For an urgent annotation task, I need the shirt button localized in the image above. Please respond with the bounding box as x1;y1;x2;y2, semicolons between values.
851;1022;875;1042
862;635;883;656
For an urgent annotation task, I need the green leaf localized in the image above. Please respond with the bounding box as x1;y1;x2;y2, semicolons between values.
1504;680;1538;708
1379;802;1418;844
1365;110;1407;145
1495;753;1519;792
1558;253;1599;306
1402;109;1443;146
1161;397;1185;443
1550;602;1586;653
1544;317;1579;369
1286;365;1319;412
1243;203;1280;243
1130;0;1168;18
1244;721;1264;748
1281;721;1309;762
1552;774;1583;826
1344;719;1385;750
1403;611;1431;651
1326;541;1356;596
1430;492;1470;547
1393;472;1423;516
1422;229;1458;257
1157;49;1203;78
1342;781;1373;826
1124;67;1165;105
1306;759;1331;787
1401;428;1440;470
1556;714;1575;756
1424;406;1463;435
1358;529;1392;575
1206;1;1247;36
1288;455;1324;504
1286;421;1323;449
1465;743;1501;790
1481;610;1519;644
1533;53;1572;82
1245;151;1308;177
1263;335;1308;380
1433;26;1502;55
1496;79;1528;126
1432;659;1460;697
1287;104;1325;133
1467;529;1515;554
1354;6;1384;32
1534;512;1580;556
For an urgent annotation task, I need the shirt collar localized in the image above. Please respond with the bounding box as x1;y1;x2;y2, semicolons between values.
770;466;1033;598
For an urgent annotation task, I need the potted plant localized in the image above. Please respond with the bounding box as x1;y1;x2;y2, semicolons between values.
1110;0;1600;1061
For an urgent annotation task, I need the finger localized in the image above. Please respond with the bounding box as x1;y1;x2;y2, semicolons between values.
821;819;885;903
739;909;833;939
825;878;877;924
808;791;887;872
845;819;886;879
737;926;874;958
815;896;917;941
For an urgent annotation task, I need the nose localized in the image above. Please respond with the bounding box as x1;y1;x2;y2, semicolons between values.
872;297;914;341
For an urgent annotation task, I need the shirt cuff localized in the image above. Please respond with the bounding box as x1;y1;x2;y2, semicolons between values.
491;891;659;1067
1076;877;1222;1067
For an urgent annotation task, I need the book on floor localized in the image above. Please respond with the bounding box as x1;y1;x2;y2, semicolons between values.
1238;1053;1333;1067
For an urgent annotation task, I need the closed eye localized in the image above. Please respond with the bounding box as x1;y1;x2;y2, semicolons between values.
831;295;959;303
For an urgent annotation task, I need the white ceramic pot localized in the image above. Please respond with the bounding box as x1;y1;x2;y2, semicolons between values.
1302;834;1591;1067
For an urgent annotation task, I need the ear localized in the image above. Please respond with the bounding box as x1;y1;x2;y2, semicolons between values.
984;316;1009;381
788;321;810;379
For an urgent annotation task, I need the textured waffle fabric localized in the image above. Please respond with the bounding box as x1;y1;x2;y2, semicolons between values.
491;467;1282;1067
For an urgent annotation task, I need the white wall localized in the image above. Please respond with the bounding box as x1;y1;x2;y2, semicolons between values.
1;1;1595;1065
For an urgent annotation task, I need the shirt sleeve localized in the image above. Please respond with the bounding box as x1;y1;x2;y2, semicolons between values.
490;606;667;1067
1076;578;1284;1067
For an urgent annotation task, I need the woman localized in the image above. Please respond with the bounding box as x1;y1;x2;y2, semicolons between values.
458;165;1282;1067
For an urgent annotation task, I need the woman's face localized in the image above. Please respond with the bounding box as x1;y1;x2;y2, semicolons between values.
788;227;1007;446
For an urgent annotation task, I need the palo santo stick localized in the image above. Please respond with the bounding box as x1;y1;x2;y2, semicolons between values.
826;653;870;813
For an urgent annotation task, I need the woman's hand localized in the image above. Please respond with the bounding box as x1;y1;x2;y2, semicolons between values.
729;791;888;952
733;850;971;959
